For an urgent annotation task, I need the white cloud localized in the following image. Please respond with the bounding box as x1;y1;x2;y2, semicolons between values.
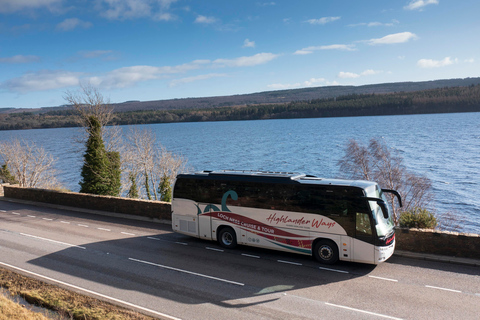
56;18;93;31
338;72;360;79
96;0;178;20
417;57;457;68
268;78;337;90
366;32;418;45
2;52;280;93
306;16;341;25
169;73;227;87
213;53;279;67
338;69;382;78
195;15;217;24
294;44;356;55
0;0;63;13
243;39;255;48
404;0;439;11
257;2;276;6
465;58;475;63
2;70;81;93
348;20;399;27
0;55;40;64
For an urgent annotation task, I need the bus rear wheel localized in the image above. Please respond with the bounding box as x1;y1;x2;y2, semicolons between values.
218;227;237;249
313;240;339;264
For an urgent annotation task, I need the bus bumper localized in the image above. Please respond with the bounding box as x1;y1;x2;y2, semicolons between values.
375;239;395;264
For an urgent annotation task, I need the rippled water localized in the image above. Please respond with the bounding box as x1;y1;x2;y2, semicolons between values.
1;112;479;233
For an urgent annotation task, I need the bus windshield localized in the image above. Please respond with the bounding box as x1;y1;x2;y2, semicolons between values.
372;189;394;237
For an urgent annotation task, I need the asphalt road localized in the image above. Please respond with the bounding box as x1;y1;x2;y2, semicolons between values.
0;199;479;320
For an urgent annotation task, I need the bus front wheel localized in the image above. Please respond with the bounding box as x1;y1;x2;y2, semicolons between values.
313;240;339;264
218;227;237;249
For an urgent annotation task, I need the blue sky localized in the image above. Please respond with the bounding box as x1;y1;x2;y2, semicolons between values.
1;0;479;109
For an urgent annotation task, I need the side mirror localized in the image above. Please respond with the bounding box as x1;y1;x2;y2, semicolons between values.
365;197;389;219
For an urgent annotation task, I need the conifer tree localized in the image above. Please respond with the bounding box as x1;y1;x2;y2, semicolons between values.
158;175;172;202
127;173;139;198
79;116;120;196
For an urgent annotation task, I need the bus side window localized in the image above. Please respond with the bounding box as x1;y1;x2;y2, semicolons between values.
356;212;373;239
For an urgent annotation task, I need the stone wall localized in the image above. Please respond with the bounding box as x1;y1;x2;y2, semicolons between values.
3;185;479;260
3;185;171;221
395;227;479;260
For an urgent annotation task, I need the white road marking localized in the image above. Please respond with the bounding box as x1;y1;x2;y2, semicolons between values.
77;224;89;228
121;232;136;236
425;285;462;293
97;228;111;232
0;210;6;212
27;215;36;218
0;261;182;320
60;221;70;224
11;212;20;215
278;260;302;266
319;266;349;274
129;257;244;286
325;302;403;320
175;242;188;245
42;218;53;221
242;253;260;258
206;247;224;252
20;233;86;249
368;275;398;282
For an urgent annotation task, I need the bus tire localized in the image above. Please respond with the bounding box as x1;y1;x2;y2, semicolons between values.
218;227;237;249
313;240;339;265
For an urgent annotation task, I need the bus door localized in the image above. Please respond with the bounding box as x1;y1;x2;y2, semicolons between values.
352;211;375;264
198;203;213;240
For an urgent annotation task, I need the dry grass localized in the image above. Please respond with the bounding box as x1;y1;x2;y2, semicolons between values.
0;267;158;320
0;295;51;320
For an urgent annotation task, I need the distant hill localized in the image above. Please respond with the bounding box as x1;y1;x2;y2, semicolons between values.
2;80;480;130
3;77;480;114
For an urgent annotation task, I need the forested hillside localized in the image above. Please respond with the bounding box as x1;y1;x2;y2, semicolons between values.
1;83;480;130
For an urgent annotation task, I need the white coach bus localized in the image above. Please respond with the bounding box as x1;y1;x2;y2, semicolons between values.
171;170;402;265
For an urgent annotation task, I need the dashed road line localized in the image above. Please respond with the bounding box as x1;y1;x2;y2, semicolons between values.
369;275;398;282
175;241;188;245
206;247;224;252
319;266;349;274
20;233;86;249
242;253;260;258
97;228;111;232
77;224;89;228
60;221;70;224
121;232;136;236
129;257;244;286
325;302;403;320
0;210;6;212
278;260;302;266
425;285;462;293
27;215;36;218
11;212;20;215
42;218;53;221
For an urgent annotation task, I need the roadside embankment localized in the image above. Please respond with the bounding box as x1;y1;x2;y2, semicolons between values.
2;184;479;260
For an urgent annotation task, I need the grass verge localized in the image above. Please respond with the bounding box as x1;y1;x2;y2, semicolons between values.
0;294;50;320
0;267;157;320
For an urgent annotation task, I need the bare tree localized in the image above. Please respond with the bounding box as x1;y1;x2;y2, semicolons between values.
0;139;61;189
121;128;187;201
338;138;433;224
64;83;113;130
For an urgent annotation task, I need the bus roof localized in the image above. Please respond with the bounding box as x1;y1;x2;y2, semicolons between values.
178;170;376;189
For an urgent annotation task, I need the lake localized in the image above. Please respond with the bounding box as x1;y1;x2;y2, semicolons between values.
1;112;479;234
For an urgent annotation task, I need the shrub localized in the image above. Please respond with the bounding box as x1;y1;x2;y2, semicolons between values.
399;207;437;229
